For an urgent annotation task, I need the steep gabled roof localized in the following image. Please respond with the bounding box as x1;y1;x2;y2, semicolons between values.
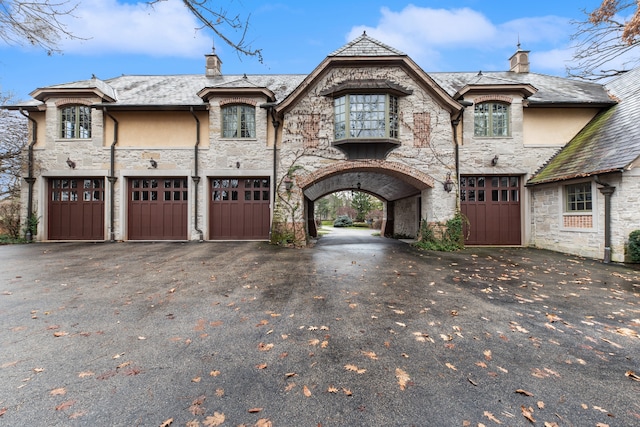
527;67;640;186
328;32;406;57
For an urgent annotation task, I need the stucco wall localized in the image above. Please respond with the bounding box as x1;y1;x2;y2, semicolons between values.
523;108;599;147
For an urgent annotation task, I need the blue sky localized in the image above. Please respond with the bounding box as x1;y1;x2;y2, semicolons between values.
0;0;607;101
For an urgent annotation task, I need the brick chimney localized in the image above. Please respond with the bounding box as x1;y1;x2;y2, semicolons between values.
205;49;222;77
509;44;530;73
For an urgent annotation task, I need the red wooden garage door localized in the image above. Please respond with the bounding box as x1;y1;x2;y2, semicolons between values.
48;178;104;240
128;178;188;240
461;175;521;245
210;178;270;240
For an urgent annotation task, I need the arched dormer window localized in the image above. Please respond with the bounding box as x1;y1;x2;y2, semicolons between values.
474;102;510;137
60;105;92;139
222;104;256;138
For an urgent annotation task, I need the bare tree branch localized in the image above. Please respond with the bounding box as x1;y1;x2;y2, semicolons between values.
568;0;640;80
0;0;81;55
0;93;28;199
149;0;263;62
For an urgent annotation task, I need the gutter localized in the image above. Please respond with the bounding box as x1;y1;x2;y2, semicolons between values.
103;108;119;242
19;108;37;241
594;175;616;263
260;102;280;240
190;107;204;242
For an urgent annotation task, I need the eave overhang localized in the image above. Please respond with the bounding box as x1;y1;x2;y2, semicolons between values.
319;79;413;97
92;104;208;111
455;83;537;100
526;169;624;187
197;86;275;102
30;87;117;103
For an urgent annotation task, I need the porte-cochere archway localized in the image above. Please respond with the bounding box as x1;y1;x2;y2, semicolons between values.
294;160;436;239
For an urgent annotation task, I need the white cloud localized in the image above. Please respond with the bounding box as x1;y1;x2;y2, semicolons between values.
59;0;211;57
347;5;575;73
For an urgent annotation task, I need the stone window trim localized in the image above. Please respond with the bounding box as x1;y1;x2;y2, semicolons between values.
58;104;92;140
473;101;511;138
218;97;258;107
560;181;596;231
221;104;256;139
332;93;399;141
472;95;513;105
55;98;94;108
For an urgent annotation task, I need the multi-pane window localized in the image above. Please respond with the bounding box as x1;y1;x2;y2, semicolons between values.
60;105;91;139
565;183;592;212
222;105;256;138
334;94;398;140
474;102;510;137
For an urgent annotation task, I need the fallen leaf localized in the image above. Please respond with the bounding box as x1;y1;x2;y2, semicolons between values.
308;339;320;346
515;389;533;396
53;331;68;337
186;421;200;427
215;388;224;397
203;412;225;427
303;385;312;397
248;408;263;413
484;350;492;361
483;411;502;424
342;388;353;396
33;368;45;373
160;418;173;427
284;383;296;392
256;363;267;370
445;363;457;371
258;342;274;352
626;370;640;382
255;419;272;427
55;400;75;411
361;351;378;360
396;368;410;390
537;401;545;409
191;376;201;383
327;386;338;393
521;405;535;423
50;387;66;396
0;408;6;417
210;370;221;377
345;364;366;374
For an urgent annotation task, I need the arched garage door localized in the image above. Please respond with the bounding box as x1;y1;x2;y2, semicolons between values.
48;178;105;240
209;177;270;240
128;178;188;240
461;175;521;245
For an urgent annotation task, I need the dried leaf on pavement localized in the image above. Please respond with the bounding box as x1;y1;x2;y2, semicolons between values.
521;405;536;423
396;368;410;390
203;412;225;427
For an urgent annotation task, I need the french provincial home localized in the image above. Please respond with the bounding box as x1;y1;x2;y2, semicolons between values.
5;33;640;262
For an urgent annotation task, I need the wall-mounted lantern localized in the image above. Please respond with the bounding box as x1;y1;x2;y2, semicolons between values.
66;158;76;169
491;155;499;166
284;175;294;192
150;158;158;168
443;172;454;193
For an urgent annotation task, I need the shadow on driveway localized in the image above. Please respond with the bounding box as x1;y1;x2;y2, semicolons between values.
0;235;639;426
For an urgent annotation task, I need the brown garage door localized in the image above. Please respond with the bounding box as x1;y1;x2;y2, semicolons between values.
210;178;270;240
128;178;188;240
461;175;521;245
48;178;104;240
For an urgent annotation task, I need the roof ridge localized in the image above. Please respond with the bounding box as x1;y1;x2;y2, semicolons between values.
328;31;406;57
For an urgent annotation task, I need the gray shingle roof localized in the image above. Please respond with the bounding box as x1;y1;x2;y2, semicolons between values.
527;67;640;185
328;32;406;57
430;72;615;105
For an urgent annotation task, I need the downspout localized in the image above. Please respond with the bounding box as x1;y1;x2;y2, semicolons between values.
190;107;204;242
594;175;616;263
104;108;118;242
19;108;37;241
260;102;280;240
451;101;471;209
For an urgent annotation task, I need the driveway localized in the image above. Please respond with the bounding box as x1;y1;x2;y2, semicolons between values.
0;229;639;426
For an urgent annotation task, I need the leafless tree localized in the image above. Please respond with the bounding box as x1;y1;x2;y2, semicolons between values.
151;0;263;62
0;93;28;199
1;1;262;60
0;0;80;54
568;0;640;80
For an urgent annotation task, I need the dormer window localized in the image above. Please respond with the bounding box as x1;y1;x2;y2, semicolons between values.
60;105;91;139
474;102;510;137
334;94;398;140
222;104;255;138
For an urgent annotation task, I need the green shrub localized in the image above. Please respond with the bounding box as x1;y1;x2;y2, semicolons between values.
333;215;353;228
628;230;640;263
413;212;467;252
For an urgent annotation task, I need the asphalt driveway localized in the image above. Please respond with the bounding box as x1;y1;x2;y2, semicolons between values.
1;228;639;426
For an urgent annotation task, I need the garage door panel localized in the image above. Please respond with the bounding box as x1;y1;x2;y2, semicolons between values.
210;178;270;240
128;178;187;240
48;178;104;240
461;175;520;245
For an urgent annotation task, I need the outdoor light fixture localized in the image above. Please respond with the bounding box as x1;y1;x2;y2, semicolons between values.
357;182;361;190
491;155;499;166
443;172;454;193
66;158;76;169
236;161;241;169
284;175;294;191
150;158;158;168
